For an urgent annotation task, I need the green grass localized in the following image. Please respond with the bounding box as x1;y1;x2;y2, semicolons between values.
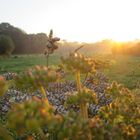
0;54;61;73
103;55;140;89
0;54;140;89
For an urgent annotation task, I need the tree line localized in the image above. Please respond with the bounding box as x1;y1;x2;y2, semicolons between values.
0;22;48;55
0;22;140;56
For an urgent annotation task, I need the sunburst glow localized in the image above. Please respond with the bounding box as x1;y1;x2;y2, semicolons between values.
1;0;140;42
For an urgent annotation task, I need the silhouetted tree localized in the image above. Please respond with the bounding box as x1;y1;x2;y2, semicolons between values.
0;22;49;54
0;35;15;56
0;22;26;54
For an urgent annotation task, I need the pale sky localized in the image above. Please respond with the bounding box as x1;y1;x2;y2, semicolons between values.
0;0;140;42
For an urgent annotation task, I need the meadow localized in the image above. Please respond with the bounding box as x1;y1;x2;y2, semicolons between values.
0;53;140;89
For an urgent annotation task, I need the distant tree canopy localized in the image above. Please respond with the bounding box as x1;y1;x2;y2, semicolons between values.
0;35;15;56
0;22;48;54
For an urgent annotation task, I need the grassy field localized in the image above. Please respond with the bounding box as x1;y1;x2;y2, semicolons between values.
0;54;140;89
103;55;140;89
0;54;61;73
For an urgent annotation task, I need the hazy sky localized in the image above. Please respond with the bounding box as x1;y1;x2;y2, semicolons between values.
0;0;140;42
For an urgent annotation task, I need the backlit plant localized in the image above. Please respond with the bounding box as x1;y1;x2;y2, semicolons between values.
7;97;54;139
0;47;140;139
90;82;140;140
14;65;60;100
61;52;98;119
44;30;60;66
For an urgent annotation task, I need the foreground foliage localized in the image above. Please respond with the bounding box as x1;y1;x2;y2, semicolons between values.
0;52;140;140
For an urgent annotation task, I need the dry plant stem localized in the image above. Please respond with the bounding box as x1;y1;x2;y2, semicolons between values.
40;86;51;108
74;45;84;52
46;53;49;67
39;86;50;105
76;71;88;119
76;71;91;140
76;71;81;92
40;86;47;99
39;86;50;139
80;102;88;119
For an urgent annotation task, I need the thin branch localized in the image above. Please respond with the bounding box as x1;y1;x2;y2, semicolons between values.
74;45;84;52
46;53;49;67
